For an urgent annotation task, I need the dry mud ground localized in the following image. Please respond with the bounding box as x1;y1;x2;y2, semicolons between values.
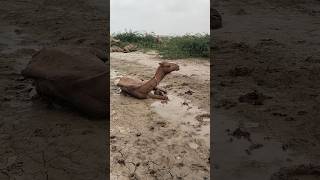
110;52;210;179
0;0;107;179
213;0;320;179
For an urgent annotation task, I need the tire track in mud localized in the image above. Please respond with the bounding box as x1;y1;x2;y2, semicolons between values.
110;52;210;179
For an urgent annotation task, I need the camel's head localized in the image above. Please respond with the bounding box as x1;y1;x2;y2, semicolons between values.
159;62;179;73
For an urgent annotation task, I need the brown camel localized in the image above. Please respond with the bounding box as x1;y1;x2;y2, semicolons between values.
21;46;107;118
117;62;179;100
116;62;179;100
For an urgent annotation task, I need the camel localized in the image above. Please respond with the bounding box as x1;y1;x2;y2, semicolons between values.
21;46;107;118
116;62;179;100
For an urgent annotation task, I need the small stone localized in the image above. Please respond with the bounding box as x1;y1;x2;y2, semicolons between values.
188;142;199;149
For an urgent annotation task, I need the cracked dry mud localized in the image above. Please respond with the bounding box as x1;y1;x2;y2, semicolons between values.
0;0;107;179
110;52;210;179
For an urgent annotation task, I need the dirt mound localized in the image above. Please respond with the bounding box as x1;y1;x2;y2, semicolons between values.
21;46;107;118
111;37;121;46
110;46;124;52
110;37;138;53
123;44;138;53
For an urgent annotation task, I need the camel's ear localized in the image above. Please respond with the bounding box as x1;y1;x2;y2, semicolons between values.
159;62;165;66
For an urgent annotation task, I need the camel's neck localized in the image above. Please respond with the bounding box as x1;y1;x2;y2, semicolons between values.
139;67;167;94
154;67;166;83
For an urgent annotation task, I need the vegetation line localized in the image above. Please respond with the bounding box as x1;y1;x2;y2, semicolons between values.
112;31;209;59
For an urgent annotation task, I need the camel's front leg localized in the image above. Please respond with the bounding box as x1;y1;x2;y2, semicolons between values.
148;92;168;100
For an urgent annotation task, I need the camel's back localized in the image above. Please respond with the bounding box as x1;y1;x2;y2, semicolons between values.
22;47;106;81
21;47;108;118
117;77;142;89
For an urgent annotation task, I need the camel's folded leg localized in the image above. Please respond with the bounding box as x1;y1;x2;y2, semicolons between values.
153;87;167;95
148;93;168;100
120;90;130;96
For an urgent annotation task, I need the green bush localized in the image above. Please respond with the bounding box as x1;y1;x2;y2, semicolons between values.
158;34;209;59
112;31;209;59
112;31;158;49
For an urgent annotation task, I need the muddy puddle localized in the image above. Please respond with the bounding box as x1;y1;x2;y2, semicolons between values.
214;110;315;180
151;94;210;145
111;68;210;146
